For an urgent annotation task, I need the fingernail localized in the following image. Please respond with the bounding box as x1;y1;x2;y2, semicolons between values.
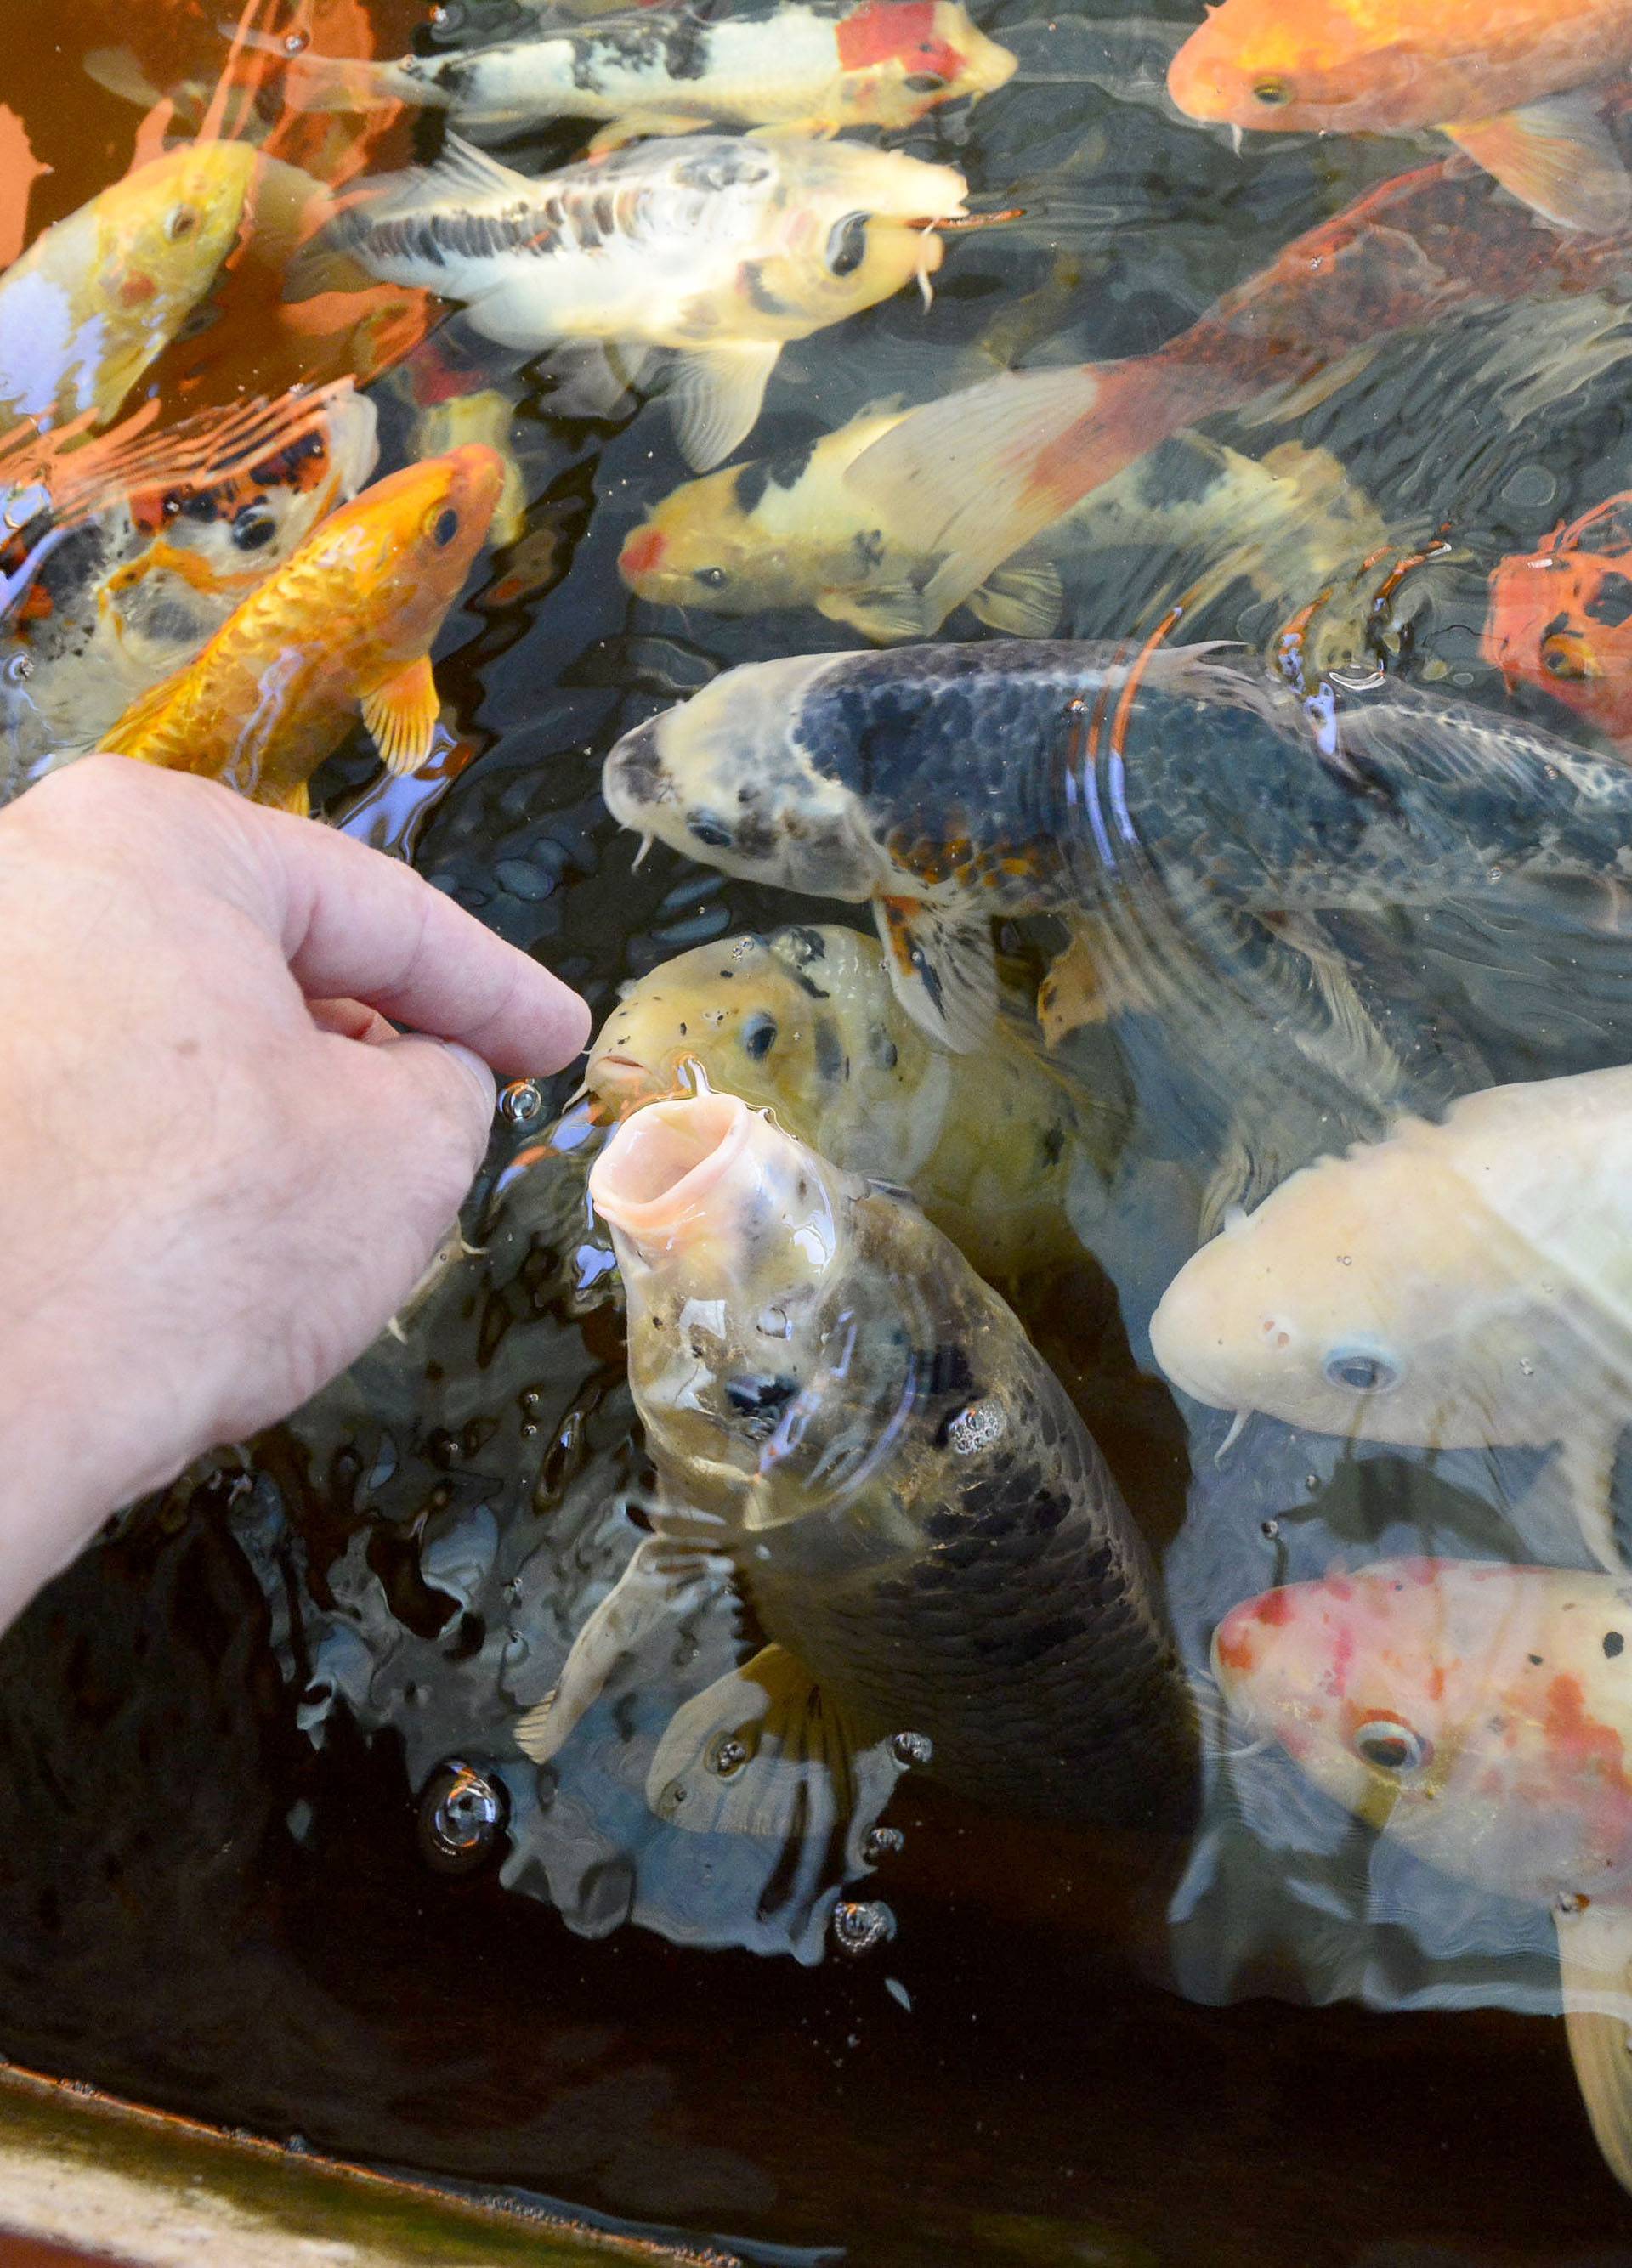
444;1040;497;1112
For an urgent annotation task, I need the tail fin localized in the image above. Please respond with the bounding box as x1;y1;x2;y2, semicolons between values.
842;355;1216;631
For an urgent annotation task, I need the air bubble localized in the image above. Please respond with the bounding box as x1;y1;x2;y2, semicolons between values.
863;1826;904;1863
710;1734;750;1778
832;1899;896;1957
500;1080;545;1125
417;1760;507;1875
1261;1519;1280;1541
4;653;31;684
890;1730;932;1769
283;29;309;51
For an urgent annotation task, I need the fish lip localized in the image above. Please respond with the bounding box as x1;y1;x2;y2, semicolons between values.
590;1090;753;1247
586;1050;654;1097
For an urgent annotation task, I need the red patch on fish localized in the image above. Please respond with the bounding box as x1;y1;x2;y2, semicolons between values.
0;105;48;269
1216;1620;1256;1676
1484;491;1632;749
621;529;667;578
117;272;158;311
1544;1672;1632;1787
1255;1588;1294;1626
837;0;958;77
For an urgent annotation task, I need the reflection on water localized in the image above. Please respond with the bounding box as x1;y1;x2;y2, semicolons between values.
16;0;1632;2258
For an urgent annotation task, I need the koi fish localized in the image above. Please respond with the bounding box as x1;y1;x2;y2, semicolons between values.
1211;1558;1632;2197
0;382;378;781
1484;489;1632;748
1151;1064;1632;1574
280;0;1014;144
0;141;258;431
600;639;1632;1055
288;133;968;470
583;924;1119;1284
98;444;503;813
0;105;48;271
839;149;1632;633
1168;0;1632;235
619;415;1389;645
515;1091;1195;1846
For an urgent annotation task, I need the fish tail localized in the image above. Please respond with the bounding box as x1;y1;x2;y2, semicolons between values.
842;354;1220;631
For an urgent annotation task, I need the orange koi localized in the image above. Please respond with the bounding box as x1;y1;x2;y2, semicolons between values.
1484;490;1632;744
99;445;504;814
1169;0;1632;234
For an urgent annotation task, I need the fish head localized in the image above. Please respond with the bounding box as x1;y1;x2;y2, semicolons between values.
617;461;800;613
1166;0;1409;133
1149;1128;1549;1453
315;442;502;659
1213;1559;1632;1903
752;142;966;328
592;1093;886;1518
586;925;877;1140
831;2;1017;128
1483;531;1632;740
603;653;880;900
88;143;257;365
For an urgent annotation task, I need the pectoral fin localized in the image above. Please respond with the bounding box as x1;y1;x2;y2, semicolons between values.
1443;97;1632;235
360;653;441;776
968;557;1065;638
1556;1902;1632;2196
647;1643;910;1878
815;585;937;643
667;342;780;472
515;1533;734;1767
873;894;998;1053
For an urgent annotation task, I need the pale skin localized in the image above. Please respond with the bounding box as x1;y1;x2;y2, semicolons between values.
0;757;591;1633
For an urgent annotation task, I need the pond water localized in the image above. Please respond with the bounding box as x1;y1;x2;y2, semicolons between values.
8;1;1632;2261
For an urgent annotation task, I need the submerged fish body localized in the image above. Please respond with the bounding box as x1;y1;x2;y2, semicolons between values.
618;415;1387;646
0;383;380;778
1213;1558;1632;2195
584;924;1112;1283
602;638;1632;1052
1150;1066;1632;1573
98;444;504;812
289;0;1015;139
1485;489;1632;747
1168;0;1632;233
297;133;966;470
0;142;257;431
517;1092;1195;1835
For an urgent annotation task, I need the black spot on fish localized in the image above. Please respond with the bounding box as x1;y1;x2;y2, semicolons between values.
912;1341;977;1403
870;1027;898;1071
813;1015;845;1084
1587;573;1632;628
853;527;887;569
1528;1653;1544;1665
733;458;772;516
1040;1123;1065;1166
1142;438;1221;510
738;262;790;319
677;145;769;192
734;810;778;863
664;14;710;78
1606;1631;1625;1657
615;727;666;805
769;435;817;490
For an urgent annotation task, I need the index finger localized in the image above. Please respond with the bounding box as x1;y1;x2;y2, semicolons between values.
224;780;590;1076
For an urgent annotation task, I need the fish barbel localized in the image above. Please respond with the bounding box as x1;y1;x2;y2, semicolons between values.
290;132;967;470
601;639;1632;1053
841;147;1632;633
1212;1558;1632;2197
0;382;378;783
515;1091;1196;1840
1168;0;1632;233
584;924;1119;1285
98;444;503;812
1151;1064;1632;1574
281;0;1014;142
0;141;258;431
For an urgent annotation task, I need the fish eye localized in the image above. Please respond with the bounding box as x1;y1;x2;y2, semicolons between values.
166;204;200;240
1251;77;1293;105
688;810;734;850
230;503;277;553
1352;1715;1432;1773
694;566;729;590
904;70;948;91
826;213;869;278
741;1013;778;1060
4;653;33;685
430;507;461;549
1323;1348;1398;1393
1542;635;1590;679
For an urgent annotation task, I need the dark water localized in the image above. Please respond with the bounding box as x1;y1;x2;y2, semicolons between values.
8;1;1632;2260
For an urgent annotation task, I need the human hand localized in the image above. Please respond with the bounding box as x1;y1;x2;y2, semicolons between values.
0;756;590;1630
